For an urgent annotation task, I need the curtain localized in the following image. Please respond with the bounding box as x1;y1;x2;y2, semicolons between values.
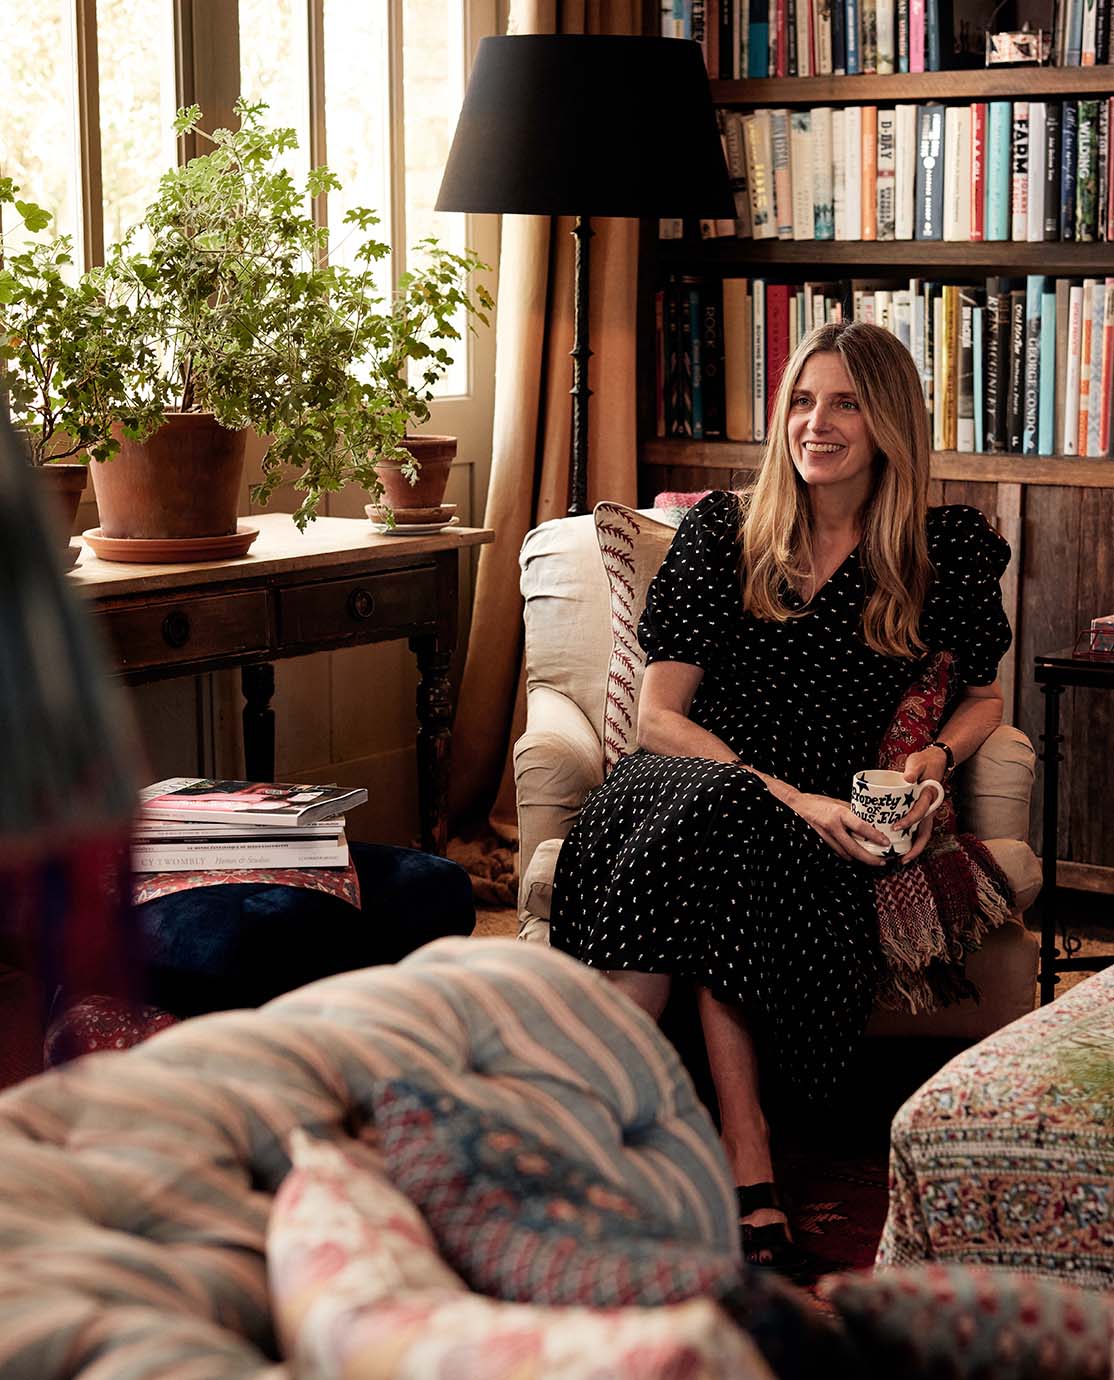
450;0;648;841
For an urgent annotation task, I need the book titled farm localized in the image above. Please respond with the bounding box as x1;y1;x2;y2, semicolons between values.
138;778;368;827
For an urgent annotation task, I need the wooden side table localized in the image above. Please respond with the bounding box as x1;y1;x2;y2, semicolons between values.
1034;646;1114;1003
70;516;495;855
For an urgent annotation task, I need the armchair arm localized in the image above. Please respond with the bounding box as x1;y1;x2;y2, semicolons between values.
958;723;1036;844
514;685;603;917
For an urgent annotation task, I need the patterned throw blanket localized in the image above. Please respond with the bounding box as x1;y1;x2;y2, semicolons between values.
873;651;1015;1013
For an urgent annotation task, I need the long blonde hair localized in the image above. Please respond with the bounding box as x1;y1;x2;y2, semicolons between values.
740;319;933;659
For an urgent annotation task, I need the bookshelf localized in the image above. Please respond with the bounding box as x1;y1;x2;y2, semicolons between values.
635;61;1114;884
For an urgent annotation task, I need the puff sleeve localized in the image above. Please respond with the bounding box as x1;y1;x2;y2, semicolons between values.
926;505;1013;686
638;491;743;671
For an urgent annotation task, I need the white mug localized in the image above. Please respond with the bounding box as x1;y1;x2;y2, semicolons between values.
850;769;945;859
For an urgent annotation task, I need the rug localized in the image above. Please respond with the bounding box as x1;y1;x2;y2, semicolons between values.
780;1148;891;1287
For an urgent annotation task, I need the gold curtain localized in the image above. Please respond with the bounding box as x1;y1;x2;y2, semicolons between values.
450;0;649;839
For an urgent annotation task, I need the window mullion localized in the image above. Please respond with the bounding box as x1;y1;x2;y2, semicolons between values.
74;0;103;268
307;0;327;236
387;0;405;287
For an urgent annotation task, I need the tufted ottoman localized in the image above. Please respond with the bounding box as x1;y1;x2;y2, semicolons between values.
0;938;738;1379
878;964;1114;1289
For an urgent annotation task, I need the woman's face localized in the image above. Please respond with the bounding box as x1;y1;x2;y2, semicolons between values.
786;351;875;497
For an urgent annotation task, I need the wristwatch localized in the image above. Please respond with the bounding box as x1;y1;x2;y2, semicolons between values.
929;739;955;777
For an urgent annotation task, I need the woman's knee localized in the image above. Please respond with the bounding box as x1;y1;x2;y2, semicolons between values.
607;968;672;1021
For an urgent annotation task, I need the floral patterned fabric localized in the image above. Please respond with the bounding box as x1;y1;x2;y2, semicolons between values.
133;858;360;908
878;965;1114;1289
822;1262;1112;1380
267;1131;776;1380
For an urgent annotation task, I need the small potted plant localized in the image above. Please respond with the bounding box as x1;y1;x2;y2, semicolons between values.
358;237;493;526
76;99;422;548
0;184;98;558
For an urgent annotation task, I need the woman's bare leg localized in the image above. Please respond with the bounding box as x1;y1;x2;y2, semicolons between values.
607;970;672;1022
696;985;789;1244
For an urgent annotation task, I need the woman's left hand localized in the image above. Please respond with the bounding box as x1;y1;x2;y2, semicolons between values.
897;748;947;866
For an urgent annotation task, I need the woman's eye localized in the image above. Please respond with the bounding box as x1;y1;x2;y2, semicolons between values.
791;396;810;408
839;399;860;410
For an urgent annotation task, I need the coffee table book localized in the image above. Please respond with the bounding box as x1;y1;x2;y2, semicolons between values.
131;817;348;873
138;778;368;827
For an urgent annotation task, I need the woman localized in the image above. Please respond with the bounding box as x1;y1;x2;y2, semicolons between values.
550;320;1012;1275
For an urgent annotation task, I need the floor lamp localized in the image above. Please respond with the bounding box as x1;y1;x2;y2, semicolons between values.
435;35;734;517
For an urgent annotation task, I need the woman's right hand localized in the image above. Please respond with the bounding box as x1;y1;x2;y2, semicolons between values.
788;792;889;866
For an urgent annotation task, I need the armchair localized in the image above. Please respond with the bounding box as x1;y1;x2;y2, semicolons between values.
514;505;1041;1041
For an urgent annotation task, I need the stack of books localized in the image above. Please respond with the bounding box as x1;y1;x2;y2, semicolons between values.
132;778;369;874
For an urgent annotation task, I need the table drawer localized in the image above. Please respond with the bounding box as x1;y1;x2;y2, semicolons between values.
279;567;438;645
96;591;269;670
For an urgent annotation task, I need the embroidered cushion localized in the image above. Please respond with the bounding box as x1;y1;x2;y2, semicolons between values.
593;502;680;771
268;1131;775;1380
821;1263;1113;1380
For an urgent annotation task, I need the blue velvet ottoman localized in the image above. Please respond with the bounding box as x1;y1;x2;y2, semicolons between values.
136;842;475;1017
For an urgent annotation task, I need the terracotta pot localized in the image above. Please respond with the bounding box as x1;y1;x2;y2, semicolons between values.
90;413;248;540
33;462;87;541
376;435;457;511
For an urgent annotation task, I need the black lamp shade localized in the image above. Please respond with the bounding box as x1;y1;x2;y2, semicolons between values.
435;35;734;220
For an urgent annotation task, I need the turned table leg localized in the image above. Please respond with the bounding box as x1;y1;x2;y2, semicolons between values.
410;635;452;856
241;662;276;782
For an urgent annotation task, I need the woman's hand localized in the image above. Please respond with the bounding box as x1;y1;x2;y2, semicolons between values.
789;793;889;867
897;748;948;865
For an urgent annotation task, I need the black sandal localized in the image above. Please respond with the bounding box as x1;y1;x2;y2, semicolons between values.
736;1183;811;1282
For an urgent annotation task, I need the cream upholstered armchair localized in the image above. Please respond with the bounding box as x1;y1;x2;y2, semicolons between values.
514;503;1042;1041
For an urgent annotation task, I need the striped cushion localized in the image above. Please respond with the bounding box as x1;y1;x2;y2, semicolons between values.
0;938;735;1378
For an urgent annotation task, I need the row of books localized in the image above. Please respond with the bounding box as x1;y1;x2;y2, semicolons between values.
664;0;1114;75
655;273;1114;457
132;778;368;873
665;100;1114;244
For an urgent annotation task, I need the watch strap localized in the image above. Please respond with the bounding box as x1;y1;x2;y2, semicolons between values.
929;740;955;776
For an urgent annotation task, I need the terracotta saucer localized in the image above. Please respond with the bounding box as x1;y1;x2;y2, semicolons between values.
82;523;260;564
364;502;457;525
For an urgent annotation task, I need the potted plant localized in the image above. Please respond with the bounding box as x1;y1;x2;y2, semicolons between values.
359;236;493;524
0;183;98;557
76;100;491;547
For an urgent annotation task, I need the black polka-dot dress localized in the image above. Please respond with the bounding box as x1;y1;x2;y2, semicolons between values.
550;492;1012;1100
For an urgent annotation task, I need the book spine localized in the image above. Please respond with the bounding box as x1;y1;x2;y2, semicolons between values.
1082;0;1098;62
1098;98;1109;242
742;112;776;238
770;108;795;238
790;110;815;239
1076;100;1099;241
1099;277;1114;455
832;0;847;71
812;107;836;238
723;109;754;237
973;304;985;451
1061;101;1078;241
1038;284;1057;456
896;0;909;68
1027;102;1046;244
787;0;798;71
688;285;704;440
932;289;945;447
1067;0;1085;64
132;841;349;871
942;283;958;449
861;105;878;239
1077;278;1095;453
752;278;767;441
1043;102;1062;241
701;283;726;438
796;0;812;72
957;287;976;452
861;0;878;69
722;278;752;440
877;107;897;240
895;105;917;239
1064;282;1084;454
1011;103;1030;242
1054;276;1071;447
915;104;945;240
846;0;861;71
985;278;1010;454
970;102;986;242
943;105;971;242
1087;278;1105;453
1006;288;1026;451
1022;275;1044;456
655;289;666;437
833;109;848;237
774;0;788;73
749;0;770;74
909;0;925;69
925;0;940;68
766;283;791;425
986;101;1012;242
817;0;834;71
877;0;895;70
664;279;682;436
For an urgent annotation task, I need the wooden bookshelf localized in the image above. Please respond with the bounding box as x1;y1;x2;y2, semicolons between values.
711;66;1114;105
640;439;1114;488
657;239;1114;272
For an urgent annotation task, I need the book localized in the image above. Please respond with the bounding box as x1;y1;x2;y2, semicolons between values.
1054;277;1071;449
131;819;349;873
721;109;754;238
943;104;971;242
915;104;945;240
812;107;836;237
833;109;848;238
138;778;369;827
1087;277;1105;454
1027;102;1046;244
1010;103;1030;242
1076;100;1100;241
877;0;896;70
909;0;925;69
1078;276;1096;452
1064;282;1084;455
846;0;861;71
861;106;879;240
896;0;910;68
790;110;815;238
895;105;918;239
1043;102;1062;241
766;283;792;424
1038;283;1057;456
985;101;1012;242
1100;278;1114;456
861;0;879;70
1060;101;1078;242
1006;287;1026;451
688;284;705;439
742;111;777;238
985;276;1011;453
973;303;985;451
877;107;897;240
844;105;863;238
957;286;978;451
770;108;795;238
970;102;986;242
1022;275;1044;455
699;282;726;438
752;278;767;441
723;277;754;439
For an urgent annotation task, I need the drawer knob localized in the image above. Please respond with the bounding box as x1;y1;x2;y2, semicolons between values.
162;610;191;648
348;587;376;621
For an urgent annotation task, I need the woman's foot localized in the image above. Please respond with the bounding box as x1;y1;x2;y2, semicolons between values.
736;1183;811;1280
